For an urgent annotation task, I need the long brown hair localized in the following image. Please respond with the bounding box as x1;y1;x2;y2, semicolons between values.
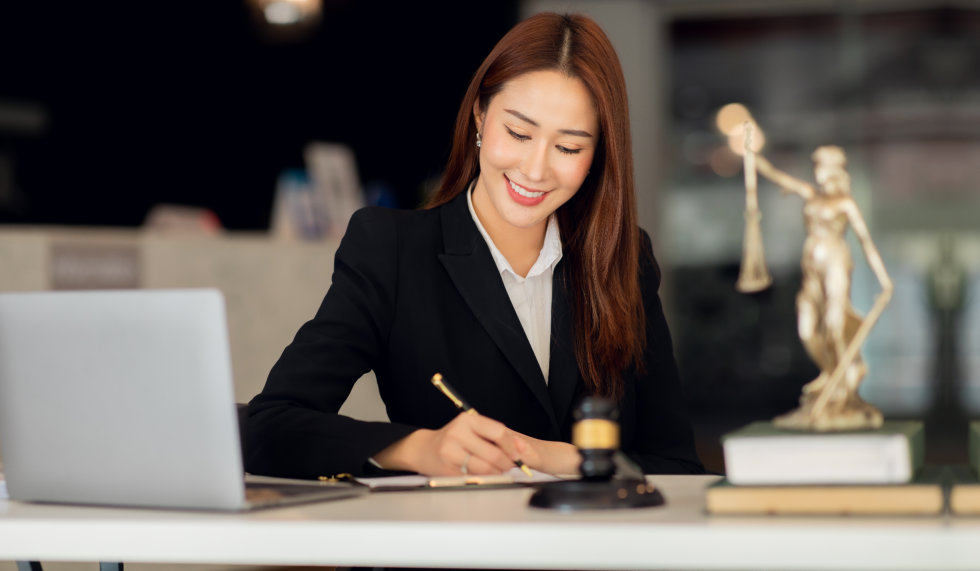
427;12;644;399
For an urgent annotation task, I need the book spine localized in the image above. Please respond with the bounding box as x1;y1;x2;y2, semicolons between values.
910;422;925;477
971;421;980;476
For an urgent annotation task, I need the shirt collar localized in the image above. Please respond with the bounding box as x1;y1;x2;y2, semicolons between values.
466;181;563;280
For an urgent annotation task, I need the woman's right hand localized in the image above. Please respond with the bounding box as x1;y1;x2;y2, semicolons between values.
371;411;526;476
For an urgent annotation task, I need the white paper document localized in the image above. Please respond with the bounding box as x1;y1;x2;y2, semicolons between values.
355;467;565;490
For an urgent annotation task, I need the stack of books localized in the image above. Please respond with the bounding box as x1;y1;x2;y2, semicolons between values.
705;420;944;515
948;421;980;515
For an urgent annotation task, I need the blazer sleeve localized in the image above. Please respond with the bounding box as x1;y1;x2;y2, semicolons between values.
620;231;705;474
245;207;417;479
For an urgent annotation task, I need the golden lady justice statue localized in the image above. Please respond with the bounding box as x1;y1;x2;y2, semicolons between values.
737;124;893;431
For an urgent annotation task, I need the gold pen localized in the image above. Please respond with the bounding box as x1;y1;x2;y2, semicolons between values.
430;373;534;477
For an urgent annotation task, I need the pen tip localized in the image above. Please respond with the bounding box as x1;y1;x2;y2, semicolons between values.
517;461;533;477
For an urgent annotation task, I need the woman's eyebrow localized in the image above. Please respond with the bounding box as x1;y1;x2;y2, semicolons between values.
504;108;593;138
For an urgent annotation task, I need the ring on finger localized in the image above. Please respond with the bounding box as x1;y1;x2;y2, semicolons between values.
461;452;471;475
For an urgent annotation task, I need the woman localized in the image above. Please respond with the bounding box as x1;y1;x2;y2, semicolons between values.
246;12;704;478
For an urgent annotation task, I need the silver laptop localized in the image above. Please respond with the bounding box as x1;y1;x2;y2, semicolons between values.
0;288;365;511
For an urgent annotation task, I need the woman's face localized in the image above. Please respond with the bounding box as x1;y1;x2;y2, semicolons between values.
472;70;598;239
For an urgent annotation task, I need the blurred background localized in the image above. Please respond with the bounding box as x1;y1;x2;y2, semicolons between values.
0;0;976;474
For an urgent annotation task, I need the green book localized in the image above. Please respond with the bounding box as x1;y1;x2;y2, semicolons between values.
947;463;980;515
952;422;980;515
720;420;924;485
969;421;980;476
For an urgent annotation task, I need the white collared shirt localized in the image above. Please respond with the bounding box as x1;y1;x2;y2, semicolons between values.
467;186;562;383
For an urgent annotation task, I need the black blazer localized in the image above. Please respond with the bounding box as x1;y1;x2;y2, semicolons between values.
246;192;704;478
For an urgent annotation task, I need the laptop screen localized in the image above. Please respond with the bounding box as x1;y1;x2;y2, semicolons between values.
0;288;248;510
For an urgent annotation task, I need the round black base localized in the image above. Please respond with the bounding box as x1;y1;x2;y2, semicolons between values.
528;479;665;511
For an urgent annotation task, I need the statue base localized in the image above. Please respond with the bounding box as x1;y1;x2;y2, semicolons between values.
773;398;883;432
528;478;665;511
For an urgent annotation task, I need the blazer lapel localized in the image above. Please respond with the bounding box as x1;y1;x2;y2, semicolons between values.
546;260;581;435
437;193;561;434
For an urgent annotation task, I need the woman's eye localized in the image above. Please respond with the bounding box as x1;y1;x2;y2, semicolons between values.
557;146;582;155
505;127;530;142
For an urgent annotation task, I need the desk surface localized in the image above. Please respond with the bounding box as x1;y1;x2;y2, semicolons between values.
3;475;980;570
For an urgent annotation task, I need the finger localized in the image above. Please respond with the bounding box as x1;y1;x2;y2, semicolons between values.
514;437;529;455
451;413;526;472
431;442;480;477
442;441;503;476
439;414;516;473
457;412;524;461
429;417;500;475
441;421;515;473
460;454;505;476
511;436;536;465
461;436;516;474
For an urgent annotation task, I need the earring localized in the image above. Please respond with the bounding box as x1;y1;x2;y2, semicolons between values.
476;132;482;148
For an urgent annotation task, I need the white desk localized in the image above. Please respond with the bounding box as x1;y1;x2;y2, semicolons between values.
2;475;980;570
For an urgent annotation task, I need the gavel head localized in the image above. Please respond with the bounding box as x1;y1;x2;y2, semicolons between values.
572;397;620;481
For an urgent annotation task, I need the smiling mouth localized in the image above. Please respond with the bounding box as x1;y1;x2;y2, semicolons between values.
508;179;545;199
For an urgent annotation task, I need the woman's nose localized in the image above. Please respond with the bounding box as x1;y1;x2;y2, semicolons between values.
521;142;549;182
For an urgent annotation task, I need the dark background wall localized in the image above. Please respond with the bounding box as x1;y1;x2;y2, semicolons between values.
0;1;518;229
